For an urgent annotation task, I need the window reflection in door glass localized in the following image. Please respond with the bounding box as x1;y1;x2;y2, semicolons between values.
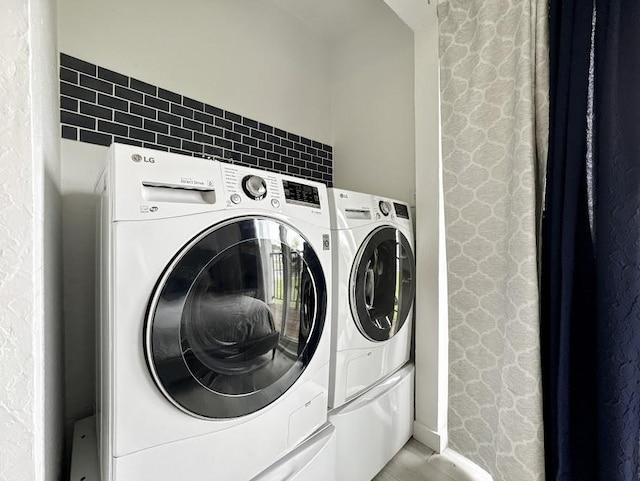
148;218;327;418
351;227;415;342
180;223;318;396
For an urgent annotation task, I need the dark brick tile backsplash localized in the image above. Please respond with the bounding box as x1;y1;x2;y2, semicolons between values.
60;53;95;76
130;78;157;96
97;66;128;86
158;88;181;104
59;53;333;186
60;67;77;84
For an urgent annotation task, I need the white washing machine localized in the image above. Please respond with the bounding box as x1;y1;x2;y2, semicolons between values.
327;188;415;409
96;144;332;481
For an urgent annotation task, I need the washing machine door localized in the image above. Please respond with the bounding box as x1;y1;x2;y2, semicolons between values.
145;217;327;419
350;226;415;342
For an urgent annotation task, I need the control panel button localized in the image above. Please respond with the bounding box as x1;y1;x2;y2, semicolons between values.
230;194;241;204
379;201;391;216
271;198;281;208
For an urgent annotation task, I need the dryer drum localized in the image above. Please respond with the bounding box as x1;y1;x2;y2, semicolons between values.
349;226;415;342
144;217;327;419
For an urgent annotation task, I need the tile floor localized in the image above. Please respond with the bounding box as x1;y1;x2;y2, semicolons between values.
376;438;461;481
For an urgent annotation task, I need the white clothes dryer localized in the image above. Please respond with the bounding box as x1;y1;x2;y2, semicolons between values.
327;188;415;409
96;144;332;481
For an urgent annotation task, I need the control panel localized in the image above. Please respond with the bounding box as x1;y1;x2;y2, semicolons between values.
393;202;410;220
221;164;326;214
223;166;280;206
283;180;321;208
372;198;410;222
108;144;329;222
328;188;412;230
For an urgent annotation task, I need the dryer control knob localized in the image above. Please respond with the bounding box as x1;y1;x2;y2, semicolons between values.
379;201;391;216
230;194;241;204
242;175;267;200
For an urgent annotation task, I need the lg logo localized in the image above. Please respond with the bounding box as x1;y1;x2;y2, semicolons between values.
131;154;155;163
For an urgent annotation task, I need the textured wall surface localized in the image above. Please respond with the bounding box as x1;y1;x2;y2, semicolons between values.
0;1;39;480
0;0;62;480
33;0;64;478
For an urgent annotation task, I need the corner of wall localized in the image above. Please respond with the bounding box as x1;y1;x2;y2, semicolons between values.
30;0;65;477
407;4;449;454
0;0;62;478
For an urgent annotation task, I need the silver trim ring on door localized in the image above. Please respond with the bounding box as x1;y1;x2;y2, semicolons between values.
142;215;328;420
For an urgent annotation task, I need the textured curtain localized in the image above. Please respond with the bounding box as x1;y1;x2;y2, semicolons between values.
542;0;640;479
540;0;594;479
438;1;548;480
593;2;640;478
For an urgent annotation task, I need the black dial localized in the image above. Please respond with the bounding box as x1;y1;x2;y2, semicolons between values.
379;201;391;216
242;175;267;200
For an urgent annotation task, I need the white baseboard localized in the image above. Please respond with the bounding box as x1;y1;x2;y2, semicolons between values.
412;420;447;453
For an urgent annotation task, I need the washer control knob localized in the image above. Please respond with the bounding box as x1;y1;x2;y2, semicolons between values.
271;198;281;208
379;201;391;216
242;175;267;200
230;194;241;204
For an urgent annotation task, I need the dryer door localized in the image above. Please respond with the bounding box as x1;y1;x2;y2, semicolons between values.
350;226;415;342
145;217;327;419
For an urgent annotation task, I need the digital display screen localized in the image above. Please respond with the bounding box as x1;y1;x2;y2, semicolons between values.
282;180;320;208
394;202;410;219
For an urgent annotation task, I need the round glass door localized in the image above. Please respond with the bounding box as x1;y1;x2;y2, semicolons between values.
144;217;327;419
350;226;415;342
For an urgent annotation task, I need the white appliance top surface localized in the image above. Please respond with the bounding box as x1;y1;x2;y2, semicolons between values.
327;187;412;232
105;143;330;227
